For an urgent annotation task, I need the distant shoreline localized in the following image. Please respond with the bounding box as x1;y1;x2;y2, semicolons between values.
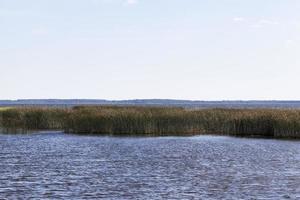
2;99;300;109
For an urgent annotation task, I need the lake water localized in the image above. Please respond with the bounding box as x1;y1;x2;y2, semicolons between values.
0;132;299;199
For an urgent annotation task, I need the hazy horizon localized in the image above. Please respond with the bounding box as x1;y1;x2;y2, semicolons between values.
1;0;300;100
2;98;300;102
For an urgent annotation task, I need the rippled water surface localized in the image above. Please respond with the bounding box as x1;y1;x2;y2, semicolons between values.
0;132;300;199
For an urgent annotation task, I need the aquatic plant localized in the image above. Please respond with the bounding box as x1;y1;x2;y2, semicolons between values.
1;106;300;138
0;107;67;131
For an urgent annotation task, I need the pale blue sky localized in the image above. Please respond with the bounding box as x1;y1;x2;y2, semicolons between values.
1;0;300;100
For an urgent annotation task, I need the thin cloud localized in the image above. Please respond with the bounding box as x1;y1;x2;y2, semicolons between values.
233;17;245;22
258;19;279;25
250;24;262;29
285;39;295;48
126;0;138;5
250;19;280;29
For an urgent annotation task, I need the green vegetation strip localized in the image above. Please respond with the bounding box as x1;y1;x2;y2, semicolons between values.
1;106;300;138
0;107;12;111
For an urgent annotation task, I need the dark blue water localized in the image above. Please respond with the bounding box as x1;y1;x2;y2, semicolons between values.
0;132;299;199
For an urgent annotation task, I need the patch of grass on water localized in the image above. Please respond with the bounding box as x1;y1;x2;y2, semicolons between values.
1;106;300;139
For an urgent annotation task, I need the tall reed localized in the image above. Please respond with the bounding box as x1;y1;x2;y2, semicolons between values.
1;106;300;138
0;107;67;131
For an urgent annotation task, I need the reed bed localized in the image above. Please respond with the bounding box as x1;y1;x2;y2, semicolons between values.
1;106;300;138
0;107;67;131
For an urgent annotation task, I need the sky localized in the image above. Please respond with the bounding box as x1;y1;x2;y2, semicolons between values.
1;0;300;100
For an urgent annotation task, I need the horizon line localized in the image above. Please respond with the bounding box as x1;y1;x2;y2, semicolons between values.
1;99;300;102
